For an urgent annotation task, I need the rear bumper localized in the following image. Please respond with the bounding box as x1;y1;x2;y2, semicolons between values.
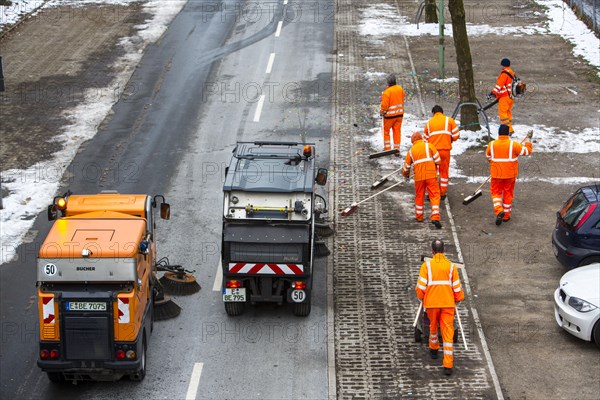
37;359;142;374
552;229;583;269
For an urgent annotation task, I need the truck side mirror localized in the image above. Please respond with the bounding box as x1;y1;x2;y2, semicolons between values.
47;204;58;221
160;203;171;220
315;168;328;186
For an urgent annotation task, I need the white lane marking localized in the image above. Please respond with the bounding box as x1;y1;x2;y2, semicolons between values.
253;94;266;122
266;53;276;74
444;200;505;400
185;362;204;400
212;257;223;292
275;21;283;37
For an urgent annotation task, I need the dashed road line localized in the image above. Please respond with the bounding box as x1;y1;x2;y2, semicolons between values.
185;362;204;400
253;94;266;122
275;21;283;37
266;53;276;74
212;257;223;292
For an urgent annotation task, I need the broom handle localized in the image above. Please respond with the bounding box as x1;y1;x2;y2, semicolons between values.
356;180;404;206
412;302;423;328
476;131;533;190
380;165;405;181
455;305;468;350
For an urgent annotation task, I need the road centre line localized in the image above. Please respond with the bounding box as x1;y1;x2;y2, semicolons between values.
253;94;266;122
275;21;283;37
185;362;204;400
212;257;223;292
266;53;276;74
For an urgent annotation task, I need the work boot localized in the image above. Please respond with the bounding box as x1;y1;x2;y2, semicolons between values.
495;211;505;226
431;220;442;229
416;218;424;223
444;367;453;376
430;349;439;359
503;213;511;222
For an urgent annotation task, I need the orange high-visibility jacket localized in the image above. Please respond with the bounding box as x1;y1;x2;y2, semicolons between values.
380;85;405;118
416;254;464;309
492;67;515;99
402;140;441;181
423;112;460;150
486;136;533;179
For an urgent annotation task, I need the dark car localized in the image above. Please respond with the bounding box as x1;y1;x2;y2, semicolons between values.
552;184;600;269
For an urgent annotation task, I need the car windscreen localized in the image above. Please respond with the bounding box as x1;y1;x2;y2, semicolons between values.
560;191;589;227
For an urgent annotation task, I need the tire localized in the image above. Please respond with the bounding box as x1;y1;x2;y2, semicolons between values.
293;301;311;317
46;372;63;384
578;256;600;267
593;320;600;349
130;334;147;382
224;301;244;316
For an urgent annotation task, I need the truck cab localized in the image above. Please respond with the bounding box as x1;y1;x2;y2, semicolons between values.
37;192;169;383
221;142;328;316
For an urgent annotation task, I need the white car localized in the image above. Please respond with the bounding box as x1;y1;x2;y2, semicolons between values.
554;263;600;348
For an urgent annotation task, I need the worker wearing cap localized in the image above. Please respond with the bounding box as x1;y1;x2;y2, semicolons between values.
416;239;464;376
423;105;460;200
379;74;405;151
402;132;442;229
488;58;516;134
486;124;533;225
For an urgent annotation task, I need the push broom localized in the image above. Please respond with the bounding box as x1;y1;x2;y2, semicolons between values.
462;130;533;205
371;166;404;189
341;179;404;216
368;117;400;159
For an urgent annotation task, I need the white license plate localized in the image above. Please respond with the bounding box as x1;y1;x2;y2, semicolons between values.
67;302;107;311
223;288;246;302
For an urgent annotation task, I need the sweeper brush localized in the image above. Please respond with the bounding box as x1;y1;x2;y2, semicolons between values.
155;257;200;296
152;281;181;320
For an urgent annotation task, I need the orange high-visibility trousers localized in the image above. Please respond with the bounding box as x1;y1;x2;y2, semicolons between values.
383;117;402;150
498;96;514;133
437;150;451;196
415;178;441;221
426;307;456;369
490;177;515;219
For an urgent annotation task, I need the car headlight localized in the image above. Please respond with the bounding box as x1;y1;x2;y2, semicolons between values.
568;296;598;313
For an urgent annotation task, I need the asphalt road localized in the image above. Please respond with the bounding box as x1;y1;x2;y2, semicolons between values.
0;0;333;398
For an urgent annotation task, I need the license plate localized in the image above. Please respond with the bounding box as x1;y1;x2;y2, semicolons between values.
223;288;246;302
67;302;107;311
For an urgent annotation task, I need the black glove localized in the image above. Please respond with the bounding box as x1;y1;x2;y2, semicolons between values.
487;92;494;101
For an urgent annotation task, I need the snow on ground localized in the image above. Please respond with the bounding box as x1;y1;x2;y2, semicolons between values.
359;2;600;72
0;0;186;264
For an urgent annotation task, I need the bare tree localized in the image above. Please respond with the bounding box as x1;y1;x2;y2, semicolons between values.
425;0;438;23
448;0;480;130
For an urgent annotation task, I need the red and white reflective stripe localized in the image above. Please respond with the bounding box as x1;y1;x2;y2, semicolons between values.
228;263;304;275
42;297;55;324
118;298;130;324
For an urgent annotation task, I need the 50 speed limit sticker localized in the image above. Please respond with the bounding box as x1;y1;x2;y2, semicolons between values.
291;290;306;303
44;263;58;276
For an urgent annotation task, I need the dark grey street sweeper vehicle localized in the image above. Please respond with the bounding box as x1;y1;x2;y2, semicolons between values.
221;141;330;317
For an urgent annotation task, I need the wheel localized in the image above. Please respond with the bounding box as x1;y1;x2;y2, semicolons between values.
130;334;147;382
293;301;311;317
579;256;600;267
414;327;422;343
224;301;244;316
46;372;63;384
593;320;600;349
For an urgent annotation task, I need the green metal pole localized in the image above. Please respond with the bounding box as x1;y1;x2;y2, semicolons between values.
439;0;445;79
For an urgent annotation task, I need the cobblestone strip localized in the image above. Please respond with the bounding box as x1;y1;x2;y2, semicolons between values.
332;0;496;398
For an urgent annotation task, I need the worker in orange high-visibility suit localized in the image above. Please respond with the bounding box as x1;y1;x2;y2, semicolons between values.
380;74;405;151
488;58;516;134
423;105;460;200
402;132;442;229
486;124;533;225
416;239;464;376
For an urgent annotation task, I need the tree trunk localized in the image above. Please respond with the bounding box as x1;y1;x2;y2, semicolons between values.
448;0;480;131
425;0;438;23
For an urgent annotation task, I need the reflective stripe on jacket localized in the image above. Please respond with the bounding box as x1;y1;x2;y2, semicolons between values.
485;136;533;179
423;112;460;150
415;254;464;309
402;140;441;181
380;85;405;118
492;67;515;99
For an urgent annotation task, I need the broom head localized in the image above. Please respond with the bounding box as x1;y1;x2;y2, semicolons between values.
159;271;201;296
371;177;388;190
368;149;399;159
462;190;482;205
341;203;358;216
